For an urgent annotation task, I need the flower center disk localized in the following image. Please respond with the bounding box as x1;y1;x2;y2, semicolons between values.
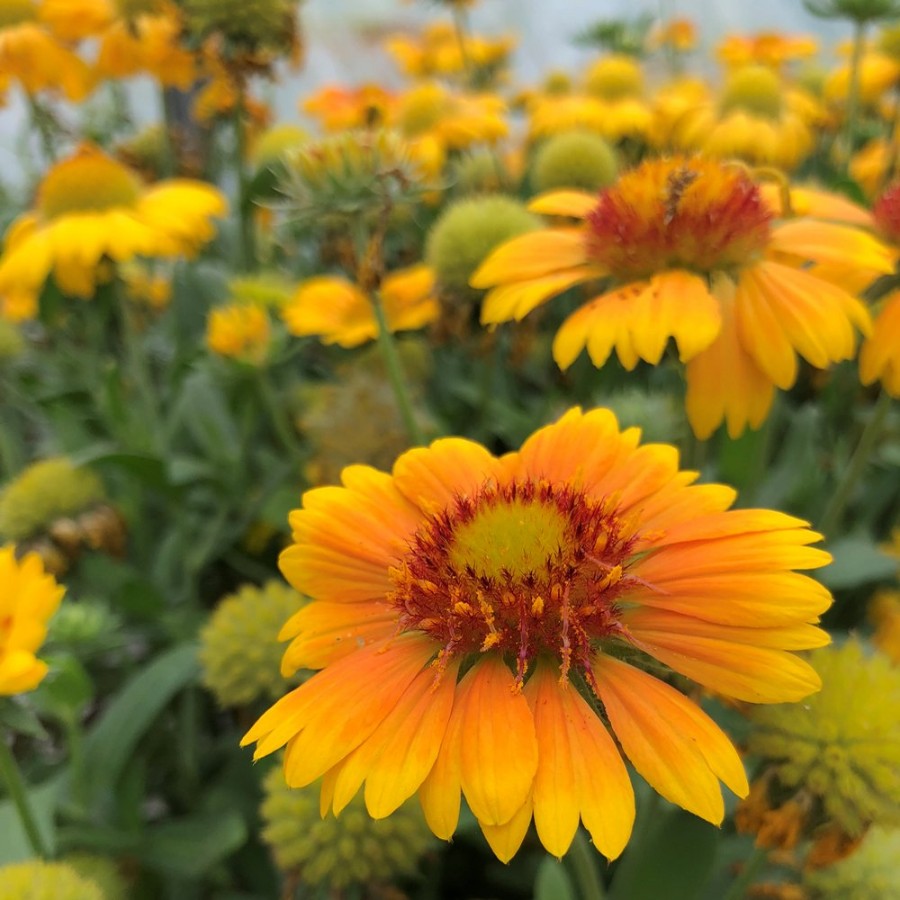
584;156;772;280
388;480;639;683
38;148;143;220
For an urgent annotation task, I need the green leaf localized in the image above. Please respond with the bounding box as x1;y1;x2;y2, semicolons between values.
31;654;93;722
138;810;248;878
0;776;63;864
819;535;897;589
608;808;718;900
83;644;199;811
168;368;241;468
535;856;577;900
0;698;49;741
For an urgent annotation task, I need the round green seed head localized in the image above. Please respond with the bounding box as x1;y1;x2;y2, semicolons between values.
64;854;128;900
747;640;900;836
0;860;104;900
531;130;618;193
425;194;540;300
199;580;307;707
260;765;435;890
805;828;900;899
0;458;105;542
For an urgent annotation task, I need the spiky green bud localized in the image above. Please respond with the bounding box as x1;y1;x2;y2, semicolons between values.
199;581;307;707
805;828;900;899
748;640;900;836
260;764;435;890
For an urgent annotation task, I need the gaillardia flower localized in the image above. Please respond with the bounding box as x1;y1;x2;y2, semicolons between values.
244;407;831;862
0;143;226;302
281;265;438;349
860;183;900;395
472;156;891;438
0;544;65;695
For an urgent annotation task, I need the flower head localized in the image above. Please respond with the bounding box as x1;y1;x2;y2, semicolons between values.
244;407;831;862
473;155;889;438
425;195;539;301
0;544;65;695
261;763;434;889
0;144;226;301
206;303;271;363
200;581;307;707
0;457;104;542
860;182;900;395
530;130;619;193
804;827;900;899
282;265;438;349
0;0;95;100
747;640;900;837
0;859;103;900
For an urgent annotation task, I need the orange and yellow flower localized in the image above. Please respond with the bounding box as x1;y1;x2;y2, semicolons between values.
207;303;271;363
0;0;95;100
716;32;818;71
281;265;439;349
0;143;226;301
669;64;821;170
385;22;514;81
0;544;65;695
472;156;891;438
302;84;396;132
860;183;900;394
243;406;831;862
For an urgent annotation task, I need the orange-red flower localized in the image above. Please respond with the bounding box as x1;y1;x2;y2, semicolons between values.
472;156;890;438
243;407;831;862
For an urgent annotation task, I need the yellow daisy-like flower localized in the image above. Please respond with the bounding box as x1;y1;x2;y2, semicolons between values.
581;54;654;144
206;303;271;363
716;32;819;70
243;406;832;862
95;1;196;89
385;22;514;81
302;84;396;132
281;265;439;349
0;0;95;100
472;156;890;438
0;544;65;695
393;81;508;152
824;50;900;109
674;64;824;169
0;143;226;301
860;184;900;395
670;64;819;170
526;93;612;142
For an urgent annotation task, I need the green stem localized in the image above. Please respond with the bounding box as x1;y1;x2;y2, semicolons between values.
233;85;256;272
62;717;86;819
26;94;58;165
371;290;425;446
819;391;891;537
567;829;606;900
255;368;305;462
842;19;866;166
722;844;768;900
450;4;474;85
114;284;163;452
0;737;50;858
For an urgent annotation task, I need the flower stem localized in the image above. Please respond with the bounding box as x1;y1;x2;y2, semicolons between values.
371;290;425;446
255;368;305;462
722;844;768;900
0;736;50;858
819;391;891;537
567;829;606;900
841;20;866;166
233;84;256;272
